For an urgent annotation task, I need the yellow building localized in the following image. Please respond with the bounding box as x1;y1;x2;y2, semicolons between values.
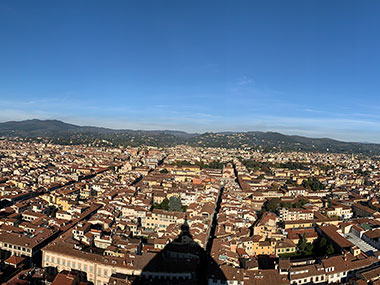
284;220;314;230
55;196;71;211
240;237;276;256
143;209;184;230
275;239;297;256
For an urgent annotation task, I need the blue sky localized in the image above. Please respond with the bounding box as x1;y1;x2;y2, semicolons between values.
1;1;380;142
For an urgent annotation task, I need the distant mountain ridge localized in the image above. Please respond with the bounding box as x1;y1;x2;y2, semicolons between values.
0;119;196;137
1;119;380;155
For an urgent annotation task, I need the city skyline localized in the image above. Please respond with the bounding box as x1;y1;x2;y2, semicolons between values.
1;1;380;142
2;2;380;283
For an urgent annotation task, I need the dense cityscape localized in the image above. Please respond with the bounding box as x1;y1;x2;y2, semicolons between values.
1;136;380;284
1;1;379;284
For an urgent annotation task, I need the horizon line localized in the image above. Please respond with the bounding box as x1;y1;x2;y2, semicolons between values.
0;118;378;145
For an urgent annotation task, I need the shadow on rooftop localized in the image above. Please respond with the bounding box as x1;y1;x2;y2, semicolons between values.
130;219;226;285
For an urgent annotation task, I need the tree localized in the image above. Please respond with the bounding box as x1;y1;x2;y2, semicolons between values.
263;198;281;213
326;244;334;255
293;199;308;208
159;169;169;174
285;178;297;186
355;169;371;176
281;202;292;209
313;237;335;256
319;237;327;250
168;196;183;212
302;177;325;191
271;183;280;191
304;243;314;256
241;160;274;174
153;197;186;212
296;234;315;256
153;198;169;210
297;234;308;254
161;198;169;210
205;160;224;169
257;174;265;180
280;162;308;170
174;160;192;167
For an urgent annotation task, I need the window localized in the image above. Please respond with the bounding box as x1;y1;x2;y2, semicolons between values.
104;269;108;277
90;266;94;273
84;265;87;272
57;258;60;265
78;263;81;270
97;268;101;276
62;259;66;266
45;255;49;262
51;257;55;263
72;262;76;269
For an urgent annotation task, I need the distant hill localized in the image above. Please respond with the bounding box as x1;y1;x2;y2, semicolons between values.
1;119;380;155
0;119;79;133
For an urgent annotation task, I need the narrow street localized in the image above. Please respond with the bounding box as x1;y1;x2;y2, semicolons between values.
0;167;111;210
206;185;224;255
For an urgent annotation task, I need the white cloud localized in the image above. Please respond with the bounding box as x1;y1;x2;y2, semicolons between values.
237;76;254;86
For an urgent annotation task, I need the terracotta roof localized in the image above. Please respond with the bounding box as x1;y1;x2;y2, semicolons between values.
364;229;380;240
318;225;353;249
244;269;289;285
322;253;376;275
4;255;25;266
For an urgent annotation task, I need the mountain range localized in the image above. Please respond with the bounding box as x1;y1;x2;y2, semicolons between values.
1;119;379;155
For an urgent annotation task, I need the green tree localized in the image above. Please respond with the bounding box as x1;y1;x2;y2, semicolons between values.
241;160;274;174
257;174;265;180
297;234;308;253
304;243;314;255
319;237;327;250
271;183;280;191
263;198;281;213
297;234;315;256
280;162;308;170
293;199;308;208
313;237;335;256
285;178;296;185
153;198;169;210
206;160;224;169
302;177;325;191
281;202;292;208
161;198;169;210
326;244;334;255
168;196;183;212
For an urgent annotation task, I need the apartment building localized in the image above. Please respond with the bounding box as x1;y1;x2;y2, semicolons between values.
42;241;136;285
279;208;314;222
142;209;184;230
